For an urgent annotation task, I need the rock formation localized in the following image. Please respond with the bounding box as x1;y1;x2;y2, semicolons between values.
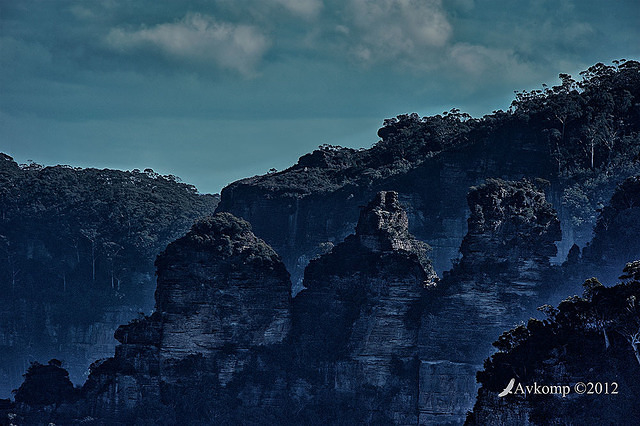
9;193;441;424
216;137;559;295
290;191;436;424
417;179;561;424
9;185;635;425
82;213;292;421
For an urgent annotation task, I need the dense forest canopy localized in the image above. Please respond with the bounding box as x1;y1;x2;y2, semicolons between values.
377;60;640;171
0;155;218;396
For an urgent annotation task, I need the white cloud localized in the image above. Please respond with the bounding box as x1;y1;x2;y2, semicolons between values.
342;0;452;65
105;13;270;76
446;43;540;89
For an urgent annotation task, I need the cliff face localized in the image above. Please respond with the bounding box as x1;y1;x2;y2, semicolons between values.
290;191;436;424
80;193;437;424
154;214;291;361
5;185;567;425
216;62;640;297
581;176;640;282
418;179;561;424
216;135;559;295
82;213;292;420
11;184;638;425
11;193;438;424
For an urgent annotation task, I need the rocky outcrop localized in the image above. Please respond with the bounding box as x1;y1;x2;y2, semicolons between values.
290;191;436;424
216;136;560;295
154;214;291;361
82;213;292;420
418;179;562;424
12;193;441;424
217;62;640;297
11;185;635;425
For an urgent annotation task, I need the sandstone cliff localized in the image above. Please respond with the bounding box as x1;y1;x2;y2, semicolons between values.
289;191;436;424
418;179;562;424
81;212;292;422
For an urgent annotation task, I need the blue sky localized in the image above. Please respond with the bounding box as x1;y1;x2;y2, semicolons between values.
1;0;639;193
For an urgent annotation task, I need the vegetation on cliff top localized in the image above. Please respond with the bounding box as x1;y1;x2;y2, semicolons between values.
226;60;640;200
156;212;283;271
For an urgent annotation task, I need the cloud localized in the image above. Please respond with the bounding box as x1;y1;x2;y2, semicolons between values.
446;43;538;87
272;0;324;19
105;13;270;76
340;0;452;66
449;43;514;75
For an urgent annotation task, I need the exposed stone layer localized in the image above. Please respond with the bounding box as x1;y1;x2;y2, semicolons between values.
418;179;561;424
290;191;436;424
8;187;565;425
83;213;292;419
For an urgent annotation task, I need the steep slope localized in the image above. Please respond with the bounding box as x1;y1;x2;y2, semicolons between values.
0;155;218;396
82;193;436;424
6;193;439;425
9;182;637;424
289;191;436;424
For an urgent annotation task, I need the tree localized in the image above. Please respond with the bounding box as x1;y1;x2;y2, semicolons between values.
582;278;612;349
616;262;640;365
617;294;640;366
13;360;78;407
80;227;99;282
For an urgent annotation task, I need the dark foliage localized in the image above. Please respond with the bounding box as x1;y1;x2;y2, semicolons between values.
458;178;561;271
469;263;640;425
158;212;279;267
230;60;640;205
0;155;218;320
13;360;79;406
582;175;640;266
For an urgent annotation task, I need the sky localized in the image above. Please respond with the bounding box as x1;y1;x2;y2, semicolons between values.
1;0;639;194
